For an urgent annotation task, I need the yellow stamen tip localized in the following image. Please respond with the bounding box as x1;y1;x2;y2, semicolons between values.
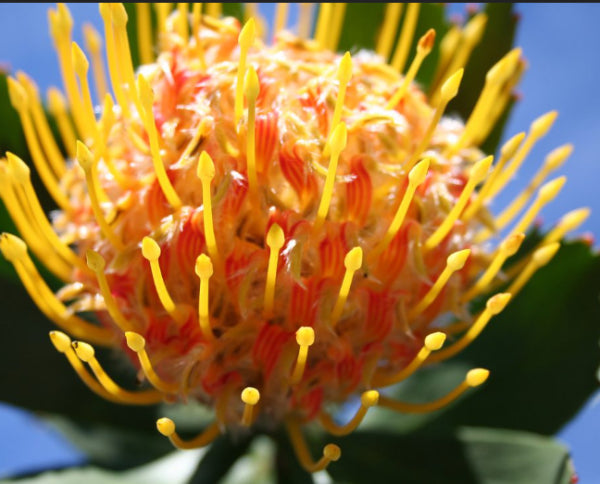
141;236;161;261
57;3;73;31
197;151;215;180
470;155;493;184
533;242;560;267
447;249;470;271
76;140;94;171
7;77;28;111
440;68;464;102
244;65;260;101
83;23;102;53
409;158;431;185
72;341;95;362
501;132;526;159
296;326;315;347
539;176;566;203
360;390;379;408
329;122;348;154
98;3;112;22
110;3;128;27
418;28;436;54
86;249;106;272
241;386;260;406
337;52;353;84
560;208;591;231
545;144;573;171
424;331;446;351
238;18;256;48
5;152;30;183
323;444;341;462
344;247;363;272
195;254;214;279
466;368;490;387
266;223;285;250
486;293;512;315
464;13;487;42
531;111;558;138
501;233;526;256
0;233;27;262
71;42;89;76
125;331;146;352
47;87;66;113
156;417;176;437
49;331;72;353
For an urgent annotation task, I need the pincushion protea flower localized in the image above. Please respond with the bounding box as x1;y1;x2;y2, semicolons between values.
0;2;590;474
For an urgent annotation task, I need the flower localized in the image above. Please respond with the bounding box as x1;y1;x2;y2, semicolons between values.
0;3;588;474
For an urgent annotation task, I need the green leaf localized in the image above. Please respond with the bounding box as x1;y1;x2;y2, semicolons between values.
43;416;174;471
423;240;600;435
336;4;450;91
325;427;573;484
0;448;205;484
0;278;162;430
188;434;254;484
336;4;387;53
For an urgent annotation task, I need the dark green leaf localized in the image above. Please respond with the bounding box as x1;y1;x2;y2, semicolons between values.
423;240;600;435
273;431;314;484
336;4;450;91
336;4;386;53
43;416;174;471
0;278;160;430
326;427;573;484
188;434;254;484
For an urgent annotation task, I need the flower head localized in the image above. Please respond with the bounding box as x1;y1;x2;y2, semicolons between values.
0;3;587;473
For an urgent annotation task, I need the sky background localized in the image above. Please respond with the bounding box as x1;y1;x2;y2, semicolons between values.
0;3;598;482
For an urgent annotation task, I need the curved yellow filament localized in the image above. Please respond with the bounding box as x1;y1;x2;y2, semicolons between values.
76;142;125;251
286;419;341;473
410;249;470;319
425;155;492;250
157;418;221;449
461;233;524;303
72;340;163;405
314;3;333;48
405;68;464;171
134;3;153;65
376;3;403;60
197;151;220;263
142;237;184;322
137;75;182;210
244;65;260;192
428;293;511;364
330;246;363;327
49;331;128;404
391;3;420;73
195;254;215;341
125;332;180;394
290;326;315;384
378;368;489;413
507;243;560;296
47;87;77;159
319;390;379;436
314;122;347;231
241;386;260;426
235;19;256;126
372;332;446;387
0;233;113;345
387;29;435;109
264;223;285;317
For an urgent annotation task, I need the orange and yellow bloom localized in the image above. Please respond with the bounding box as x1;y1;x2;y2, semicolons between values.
0;3;588;473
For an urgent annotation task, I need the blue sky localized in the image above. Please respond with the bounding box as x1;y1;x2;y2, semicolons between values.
0;3;598;481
